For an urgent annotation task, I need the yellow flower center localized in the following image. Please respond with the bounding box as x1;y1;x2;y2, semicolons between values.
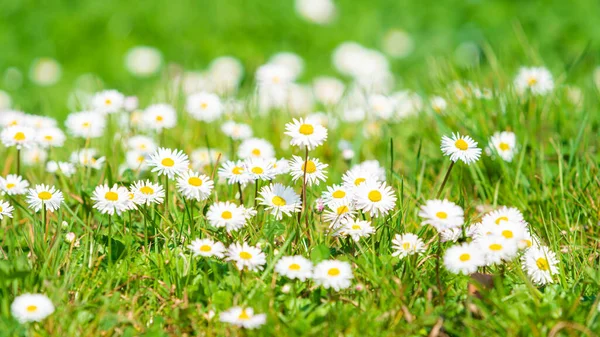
251;148;261;156
402;242;411;250
499;142;510;151
200;102;208;109
536;257;549;271
105;191;119;201
188;177;203;187
332;190;345;199
0;206;3;212
489;243;503;251
161;158;175;167
298;123;314;135
239;251;252;260
302;160;317;174
272;196;286;206
351;225;361;230
289;263;301;271
140;186;154;195
221;211;232;219
501;230;513;239
251;167;264;174
238;309;250;320
327;268;340;276
156;115;164;122
455;139;469;151
26;305;38;312
354;178;366;186
495;216;509;224
368;190;382;202
527;77;538;86
436;211;448;219
6;183;15;189
459;253;471;262
44;135;53;141
337;205;349;215
82;122;90;128
105;98;112;105
38;191;52;200
232;166;244;175
13;132;26;141
200;245;212;252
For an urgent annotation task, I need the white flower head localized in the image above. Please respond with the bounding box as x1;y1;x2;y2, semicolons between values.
1;125;36;149
521;245;559;285
0;175;30;195
188;238;226;258
176;170;214;201
219;306;266;329
238;138;275;160
26;184;63;213
288;155;328;186
131;180;165;206
313;260;353;291
284;118;328;150
142;103;177;131
186;92;223;122
92;89;125;114
443;242;484;275
418;199;464;231
0;200;14;219
65;111;106;139
207;201;248;232
339;218;374;242
275;255;313;281
218;160;252;185
487;131;517;162
11;294;55;323
257;183;302;220
226;242;267;271
391;233;426;258
147;148;190;179
354;181;396;217
514;67;554;96
91;184;132;215
440;132;481;165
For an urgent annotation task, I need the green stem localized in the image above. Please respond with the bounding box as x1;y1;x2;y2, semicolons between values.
436;161;455;199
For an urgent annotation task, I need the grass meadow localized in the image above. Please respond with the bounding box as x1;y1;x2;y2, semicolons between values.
1;0;600;336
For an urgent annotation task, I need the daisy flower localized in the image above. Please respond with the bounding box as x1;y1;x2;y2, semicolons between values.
270;157;291;175
11;294;55;323
257;183;302;220
477;220;526;242
481;206;525;226
226;242;267;271
313;260;353;291
323;201;356;229
354;181;396;217
440;132;481;164
125;151;149;171
65;111;106;138
22;147;48;166
321;184;352;207
92;89;125;114
186;91;223;122
176;170;214;201
127;135;157;154
477;235;518;265
35;127;66;148
288;156;328;186
418;199;464;231
91;184;131;216
131;180;165;206
70;149;106;170
284;118;328;150
0;111;26;128
0;175;30;195
238;138;275;159
487;131;517;162
218;160;251;185
391;233;426;259
188;238;226;258
0;125;36;149
514;67;554;96
207;201;247;232
244;157;276;181
147;148;190;179
339;218;375;242
521;245;559;285
275;255;313;281
350;160;386;182
341;169;378;191
430;96;447;114
219;306;266;329
190;148;225;170
221;121;253;140
46;161;76;177
26;184;63;212
142;103;177;131
443;242;484;275
368;94;395;120
440;227;463;243
0;200;14;219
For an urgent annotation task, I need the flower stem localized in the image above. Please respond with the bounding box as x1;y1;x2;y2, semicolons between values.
16;148;21;176
436;161;455;199
299;146;309;225
237;182;244;205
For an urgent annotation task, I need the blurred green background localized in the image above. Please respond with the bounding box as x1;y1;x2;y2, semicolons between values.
1;0;600;117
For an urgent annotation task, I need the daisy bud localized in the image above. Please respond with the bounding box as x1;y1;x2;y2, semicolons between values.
281;284;291;294
355;283;365;292
61;221;69;229
315;198;325;214
65;232;76;243
342;149;354;160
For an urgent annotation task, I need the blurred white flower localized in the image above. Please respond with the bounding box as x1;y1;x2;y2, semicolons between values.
125;46;163;77
29;58;62;86
382;29;414;59
295;0;335;24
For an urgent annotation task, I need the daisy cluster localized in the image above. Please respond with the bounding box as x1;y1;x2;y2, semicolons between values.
0;53;562;332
